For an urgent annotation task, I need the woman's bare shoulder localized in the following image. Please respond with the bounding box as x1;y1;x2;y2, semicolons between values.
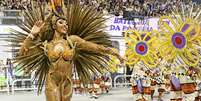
68;35;84;43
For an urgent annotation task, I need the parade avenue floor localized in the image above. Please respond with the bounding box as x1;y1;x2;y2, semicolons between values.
0;88;133;101
0;87;197;101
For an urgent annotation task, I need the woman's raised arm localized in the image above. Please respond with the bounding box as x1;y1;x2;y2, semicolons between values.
19;21;45;56
69;35;124;62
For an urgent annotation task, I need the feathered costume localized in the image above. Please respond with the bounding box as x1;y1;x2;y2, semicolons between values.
7;0;121;101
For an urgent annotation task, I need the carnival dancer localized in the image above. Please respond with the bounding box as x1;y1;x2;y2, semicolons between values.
179;67;197;101
8;1;123;101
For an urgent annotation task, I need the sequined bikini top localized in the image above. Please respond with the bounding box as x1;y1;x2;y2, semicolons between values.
46;39;75;62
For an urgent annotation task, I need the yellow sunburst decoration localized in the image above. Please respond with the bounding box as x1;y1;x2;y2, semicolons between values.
158;3;201;66
124;29;159;68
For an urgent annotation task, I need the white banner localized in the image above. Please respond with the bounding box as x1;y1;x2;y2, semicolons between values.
105;16;160;36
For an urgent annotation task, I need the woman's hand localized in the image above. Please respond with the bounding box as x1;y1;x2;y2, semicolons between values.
30;20;45;36
116;54;126;64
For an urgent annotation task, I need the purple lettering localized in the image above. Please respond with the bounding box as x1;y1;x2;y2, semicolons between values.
118;18;123;24
114;18;119;23
116;26;120;31
122;26;128;31
110;25;116;30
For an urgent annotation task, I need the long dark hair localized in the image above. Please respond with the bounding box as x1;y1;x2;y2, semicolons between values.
40;14;67;42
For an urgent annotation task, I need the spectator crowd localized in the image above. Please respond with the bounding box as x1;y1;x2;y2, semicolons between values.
0;0;199;17
0;0;31;10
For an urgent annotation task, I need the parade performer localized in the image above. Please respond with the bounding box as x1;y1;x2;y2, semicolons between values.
8;1;123;101
124;29;160;101
158;3;201;100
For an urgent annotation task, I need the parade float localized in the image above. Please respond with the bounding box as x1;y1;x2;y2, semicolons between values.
125;3;201;101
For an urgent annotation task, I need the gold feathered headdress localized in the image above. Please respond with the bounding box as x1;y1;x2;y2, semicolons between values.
8;0;112;94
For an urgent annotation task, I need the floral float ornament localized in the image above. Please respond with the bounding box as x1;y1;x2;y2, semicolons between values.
124;29;159;68
158;3;201;66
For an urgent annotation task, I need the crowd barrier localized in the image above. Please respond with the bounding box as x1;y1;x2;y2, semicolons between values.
11;78;37;94
0;76;9;94
114;75;133;88
0;77;38;95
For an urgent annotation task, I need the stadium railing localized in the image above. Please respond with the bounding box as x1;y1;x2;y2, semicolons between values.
114;75;133;88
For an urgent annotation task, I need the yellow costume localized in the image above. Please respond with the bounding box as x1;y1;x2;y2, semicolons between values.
158;4;201;66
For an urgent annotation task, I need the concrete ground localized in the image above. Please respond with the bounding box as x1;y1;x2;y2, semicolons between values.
0;88;133;101
0;87;199;101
